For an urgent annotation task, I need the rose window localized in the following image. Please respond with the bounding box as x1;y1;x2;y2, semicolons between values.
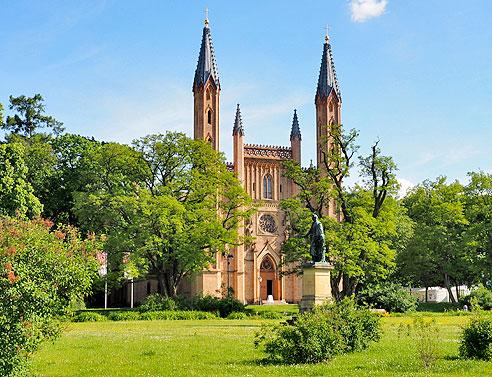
259;214;277;233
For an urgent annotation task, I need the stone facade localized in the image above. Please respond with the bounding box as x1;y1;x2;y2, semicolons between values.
183;22;342;304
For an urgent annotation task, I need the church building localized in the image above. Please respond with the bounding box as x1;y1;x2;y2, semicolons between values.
180;16;342;304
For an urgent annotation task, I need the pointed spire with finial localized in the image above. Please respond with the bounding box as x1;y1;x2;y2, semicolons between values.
290;109;301;140
316;25;340;101
193;9;220;90
232;104;244;136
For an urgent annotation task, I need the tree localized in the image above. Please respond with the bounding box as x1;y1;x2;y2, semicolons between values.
2;94;64;137
43;134;100;226
463;171;492;287
0;215;101;377
0;143;42;218
74;132;254;297
281;125;405;300
400;177;469;304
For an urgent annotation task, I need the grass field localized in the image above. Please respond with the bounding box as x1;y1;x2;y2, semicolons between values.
31;316;492;377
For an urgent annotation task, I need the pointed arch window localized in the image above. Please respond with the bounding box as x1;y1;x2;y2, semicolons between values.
263;174;272;199
207;109;212;124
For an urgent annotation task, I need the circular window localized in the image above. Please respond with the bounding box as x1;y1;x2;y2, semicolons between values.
260;258;274;271
259;214;277;234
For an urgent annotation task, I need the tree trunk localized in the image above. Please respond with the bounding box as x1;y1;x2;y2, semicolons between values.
455;281;461;301
331;274;342;301
443;273;456;304
425;286;428;303
342;274;358;298
156;272;172;297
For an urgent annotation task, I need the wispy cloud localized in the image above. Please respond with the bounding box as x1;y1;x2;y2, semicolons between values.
350;0;388;22
397;177;414;198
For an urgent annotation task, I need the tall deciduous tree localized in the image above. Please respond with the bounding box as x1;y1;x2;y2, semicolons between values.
463;171;492;287
401;177;469;304
0;143;42;218
2;94;64;137
74;132;254;297
281;125;406;300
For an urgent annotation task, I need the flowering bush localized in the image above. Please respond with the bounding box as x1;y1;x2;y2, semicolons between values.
0;215;101;377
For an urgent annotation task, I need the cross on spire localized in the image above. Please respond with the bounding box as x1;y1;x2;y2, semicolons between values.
204;8;210;25
324;24;330;42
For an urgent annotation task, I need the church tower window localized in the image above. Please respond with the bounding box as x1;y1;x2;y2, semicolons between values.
207;109;212;124
263;174;272;199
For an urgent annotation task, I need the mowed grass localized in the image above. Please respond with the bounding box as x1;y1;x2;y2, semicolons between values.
31;316;492;377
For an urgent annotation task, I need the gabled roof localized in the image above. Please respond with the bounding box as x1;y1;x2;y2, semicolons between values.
316;41;341;101
232;104;244;136
290;109;301;140
193;25;220;90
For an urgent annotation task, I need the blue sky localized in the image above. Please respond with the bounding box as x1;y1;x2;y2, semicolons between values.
1;1;491;194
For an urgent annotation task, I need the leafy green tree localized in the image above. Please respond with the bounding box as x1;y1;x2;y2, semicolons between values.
5;133;57;203
74;132;254;297
281;126;406;300
463;171;492;287
0;143;42;218
42;134;100;226
3;133;99;226
401;177;469;303
2;94;64;137
0;102;4;125
0;215;101;377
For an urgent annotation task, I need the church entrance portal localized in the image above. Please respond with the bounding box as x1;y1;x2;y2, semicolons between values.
260;256;281;301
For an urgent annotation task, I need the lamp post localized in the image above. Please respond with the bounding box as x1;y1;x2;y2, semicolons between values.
222;252;234;294
258;276;263;305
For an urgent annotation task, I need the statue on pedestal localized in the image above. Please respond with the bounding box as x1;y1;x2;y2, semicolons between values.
303;213;326;263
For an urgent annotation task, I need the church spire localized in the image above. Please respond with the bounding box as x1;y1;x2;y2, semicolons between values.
232;104;244;136
315;31;340;102
193;14;220;151
290;109;301;140
193;20;220;90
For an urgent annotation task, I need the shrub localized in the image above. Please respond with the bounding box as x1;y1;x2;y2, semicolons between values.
108;311;141;321
459;314;492;360
192;294;245;318
140;310;216;320
72;312;108;322
357;282;417;313
255;298;382;363
227;311;248;319
460;287;492;311
138;293;176;313
0;215;101;377
413;316;440;368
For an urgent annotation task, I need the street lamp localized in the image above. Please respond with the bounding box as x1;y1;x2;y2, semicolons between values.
222;252;234;294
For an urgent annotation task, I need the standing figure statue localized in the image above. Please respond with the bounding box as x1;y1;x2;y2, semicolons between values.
303;213;326;263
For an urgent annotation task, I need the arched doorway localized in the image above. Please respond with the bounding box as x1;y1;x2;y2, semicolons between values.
260;256;281;301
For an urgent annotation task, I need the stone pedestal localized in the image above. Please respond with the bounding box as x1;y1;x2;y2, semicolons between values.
299;262;333;313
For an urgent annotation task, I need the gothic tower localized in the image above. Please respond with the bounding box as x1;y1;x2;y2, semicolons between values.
193;18;220;151
290;109;301;165
315;31;341;218
315;32;341;167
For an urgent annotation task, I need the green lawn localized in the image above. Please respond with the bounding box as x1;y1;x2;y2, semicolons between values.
31;316;492;377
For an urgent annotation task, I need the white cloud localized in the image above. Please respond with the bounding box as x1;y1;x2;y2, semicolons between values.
397;177;414;198
350;0;388;22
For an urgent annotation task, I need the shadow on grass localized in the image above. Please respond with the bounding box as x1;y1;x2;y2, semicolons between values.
443;354;461;361
239;358;294;366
